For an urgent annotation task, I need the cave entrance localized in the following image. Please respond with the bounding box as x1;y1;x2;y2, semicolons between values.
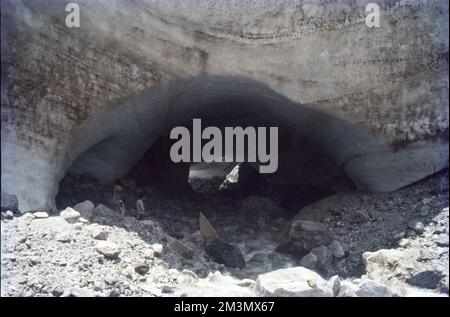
55;75;368;216
53;75;379;277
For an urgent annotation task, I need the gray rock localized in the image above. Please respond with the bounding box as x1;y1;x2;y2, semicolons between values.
1;191;19;213
161;285;174;293
169;239;194;259
236;279;256;288
205;239;246;269
311;245;332;271
52;286;65;297
328;275;341;297
199;212;219;242
278;220;331;256
393;231;406;240
408;220;424;234
94;204;117;218
60;207;81;223
73;200;95;220
406;270;443;289
95;241;121;259
355;280;394;297
299;252;318;270
256;267;333;297
348;210;369;224
329;240;345;258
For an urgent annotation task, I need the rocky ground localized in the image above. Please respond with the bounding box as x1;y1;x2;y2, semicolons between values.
1;170;448;297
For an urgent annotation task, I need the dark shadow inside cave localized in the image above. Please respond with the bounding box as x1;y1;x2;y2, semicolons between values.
56;115;357;216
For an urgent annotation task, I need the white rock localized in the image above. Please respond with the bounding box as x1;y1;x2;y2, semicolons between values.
78;217;89;224
143;249;155;259
33;211;49;219
55;232;72;243
398;238;410;247
363;249;417;286
138;283;161;296
256;267;333;297
60;207;81;223
151;243;163;256
92;227;108;240
95;241;121;258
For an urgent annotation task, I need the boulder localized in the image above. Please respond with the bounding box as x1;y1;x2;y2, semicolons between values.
199;212;219;242
95;241;121;259
73;200;95;220
256;267;333;297
60;207;81;223
355;280;394;297
362;249;417;286
91;227;109;240
329;240;345;258
277;220;331;256
169;239;195;259
299;252;318;270
93;204;117;218
311;245;333;273
205;239;246;269
408;220;425;234
406;270;443;290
